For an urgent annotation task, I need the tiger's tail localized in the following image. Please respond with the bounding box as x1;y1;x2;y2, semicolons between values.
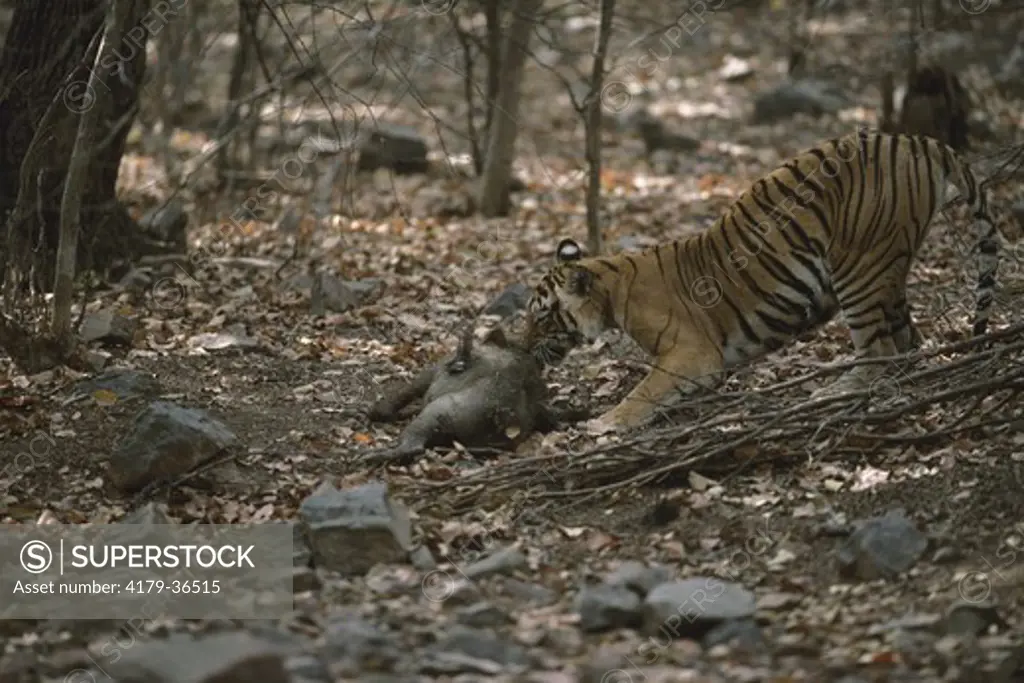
933;141;999;336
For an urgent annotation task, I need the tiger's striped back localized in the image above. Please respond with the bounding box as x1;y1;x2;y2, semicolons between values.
525;130;999;433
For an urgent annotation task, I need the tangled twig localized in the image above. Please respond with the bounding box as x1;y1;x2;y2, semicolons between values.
403;323;1024;512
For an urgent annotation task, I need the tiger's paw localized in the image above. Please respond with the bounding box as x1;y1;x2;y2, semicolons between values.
585;417;620;436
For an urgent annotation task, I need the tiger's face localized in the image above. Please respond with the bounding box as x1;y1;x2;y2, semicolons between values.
525;239;610;366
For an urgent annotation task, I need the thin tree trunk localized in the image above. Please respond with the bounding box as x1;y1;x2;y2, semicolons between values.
482;0;503;144
477;0;541;218
53;0;131;346
583;0;615;256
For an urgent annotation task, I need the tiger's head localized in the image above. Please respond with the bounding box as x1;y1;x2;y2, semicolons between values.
525;238;614;366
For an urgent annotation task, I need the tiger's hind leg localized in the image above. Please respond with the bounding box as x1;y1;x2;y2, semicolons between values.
889;293;922;353
812;269;906;400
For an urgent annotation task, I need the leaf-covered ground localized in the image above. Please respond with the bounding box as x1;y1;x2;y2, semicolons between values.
3;2;1024;681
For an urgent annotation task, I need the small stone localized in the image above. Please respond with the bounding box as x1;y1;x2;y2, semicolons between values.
81;310;137;346
482;283;531;319
946;600;1006;636
837;508;928;581
702;618;763;651
604;561;673;597
574;583;643;633
463;545;527;580
410;545;437;571
322;612;402;676
421;626;532;675
456;601;511;628
292;567;321;593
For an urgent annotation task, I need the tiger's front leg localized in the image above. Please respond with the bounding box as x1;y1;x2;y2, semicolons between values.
586;349;723;435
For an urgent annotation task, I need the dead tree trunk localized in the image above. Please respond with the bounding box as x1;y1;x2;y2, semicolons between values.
477;0;542;218
0;0;152;301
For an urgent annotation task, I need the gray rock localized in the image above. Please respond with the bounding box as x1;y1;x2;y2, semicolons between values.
702;618;764;651
421;626;532;675
456;601;512;628
575;583;643;633
106;631;290;683
298;481;412;575
482;283;532;318
837;508;928;580
316;274;385;313
357;121;429;175
292;566;321;593
946;600;1006;636
108;401;238;493
294;527;313;569
463;545;527;580
643;579;756;639
80;310;137;346
409;545;437;571
322;612;403;677
751;79;849;124
604;561;673;597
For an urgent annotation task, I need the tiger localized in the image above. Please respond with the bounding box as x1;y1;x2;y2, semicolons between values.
524;129;999;436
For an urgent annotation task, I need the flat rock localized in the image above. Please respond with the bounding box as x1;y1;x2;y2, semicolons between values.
643;579;757;639
421;626;532;675
80;310;137;346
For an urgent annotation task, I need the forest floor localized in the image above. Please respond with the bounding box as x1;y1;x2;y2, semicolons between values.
3;2;1024;682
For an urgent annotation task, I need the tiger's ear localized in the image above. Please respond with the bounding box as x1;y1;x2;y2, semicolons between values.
556;239;583;263
569;267;593;296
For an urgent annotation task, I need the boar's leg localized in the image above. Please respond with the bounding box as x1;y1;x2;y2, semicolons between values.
368;366;437;422
534;404;592;432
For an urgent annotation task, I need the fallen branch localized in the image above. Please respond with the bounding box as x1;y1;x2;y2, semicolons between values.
403;325;1024;511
